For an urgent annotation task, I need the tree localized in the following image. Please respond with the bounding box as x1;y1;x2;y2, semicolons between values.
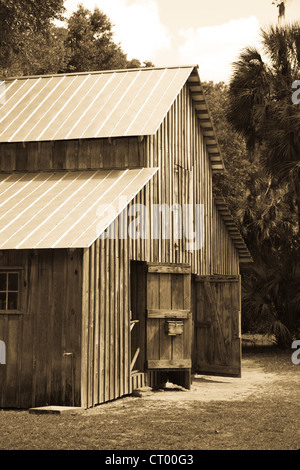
203;80;297;260
0;0;65;76
64;5;153;73
227;22;300;232
0;3;154;77
225;22;300;346
2;25;68;77
64;5;126;72
202;81;257;220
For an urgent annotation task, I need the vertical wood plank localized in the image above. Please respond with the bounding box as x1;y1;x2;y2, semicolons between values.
99;235;105;403
93;239;100;405
159;274;172;360
81;248;89;409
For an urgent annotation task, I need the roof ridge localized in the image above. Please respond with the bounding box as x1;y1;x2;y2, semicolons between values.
2;64;199;82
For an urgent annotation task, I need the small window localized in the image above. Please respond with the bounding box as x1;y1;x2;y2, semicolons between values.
0;270;22;313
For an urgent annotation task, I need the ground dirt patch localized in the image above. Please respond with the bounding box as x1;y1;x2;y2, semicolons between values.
0;346;299;450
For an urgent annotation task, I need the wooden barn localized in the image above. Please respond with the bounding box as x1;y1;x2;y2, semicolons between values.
0;65;252;409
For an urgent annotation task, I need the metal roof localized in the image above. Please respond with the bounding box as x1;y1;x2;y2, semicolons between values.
0;65;224;171
0;168;158;249
0;66;193;142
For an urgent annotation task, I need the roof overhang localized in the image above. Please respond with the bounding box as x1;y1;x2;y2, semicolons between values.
186;67;224;174
214;196;253;264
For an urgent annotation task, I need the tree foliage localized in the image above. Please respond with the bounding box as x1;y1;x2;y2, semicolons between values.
206;22;300;346
202;81;256;219
204;36;300;347
0;2;153;77
227;22;300;230
65;5;128;72
0;0;65;75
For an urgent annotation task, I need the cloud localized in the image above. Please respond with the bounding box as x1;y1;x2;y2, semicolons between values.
178;16;261;82
64;0;171;62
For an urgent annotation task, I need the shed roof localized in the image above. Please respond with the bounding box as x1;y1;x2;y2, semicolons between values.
0;65;223;171
214;196;253;263
0;168;157;249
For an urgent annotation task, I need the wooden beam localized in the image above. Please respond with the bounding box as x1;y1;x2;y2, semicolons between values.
130;319;139;331
194;274;240;282
130;348;140;371
147;359;191;369
147;309;191;319
147;264;191;274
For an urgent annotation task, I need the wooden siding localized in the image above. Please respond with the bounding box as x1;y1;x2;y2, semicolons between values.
81;212;130;408
0;137;147;172
0;249;82;408
129;82;240;275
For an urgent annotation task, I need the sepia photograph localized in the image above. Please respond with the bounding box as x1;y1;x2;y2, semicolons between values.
0;0;299;457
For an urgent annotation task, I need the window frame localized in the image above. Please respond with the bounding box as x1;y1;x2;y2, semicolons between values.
0;268;23;314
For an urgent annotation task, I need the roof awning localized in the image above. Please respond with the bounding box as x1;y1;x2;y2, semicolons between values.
214;196;253;263
0;168;158;249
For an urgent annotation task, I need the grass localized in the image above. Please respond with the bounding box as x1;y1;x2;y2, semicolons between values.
0;346;299;451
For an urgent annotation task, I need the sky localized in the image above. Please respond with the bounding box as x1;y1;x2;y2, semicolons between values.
63;0;300;82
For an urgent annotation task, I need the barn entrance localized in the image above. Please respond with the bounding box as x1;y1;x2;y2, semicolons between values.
130;262;192;390
192;275;242;377
130;266;242;392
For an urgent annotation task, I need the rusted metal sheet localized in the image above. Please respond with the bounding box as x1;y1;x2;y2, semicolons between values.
0;168;158;249
0;67;195;142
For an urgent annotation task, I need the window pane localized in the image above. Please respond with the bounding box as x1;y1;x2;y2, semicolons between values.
8;292;18;310
8;272;18;291
0;273;6;291
0;292;6;310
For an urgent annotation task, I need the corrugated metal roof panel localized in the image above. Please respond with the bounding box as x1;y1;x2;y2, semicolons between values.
0;168;158;249
0;66;195;142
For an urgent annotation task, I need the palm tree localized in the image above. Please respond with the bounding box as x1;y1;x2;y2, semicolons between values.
227;22;300;232
227;23;300;347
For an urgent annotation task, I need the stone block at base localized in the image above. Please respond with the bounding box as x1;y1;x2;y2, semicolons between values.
29;406;84;415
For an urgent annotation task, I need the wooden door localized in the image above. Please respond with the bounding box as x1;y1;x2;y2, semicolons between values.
145;263;192;373
192;275;241;377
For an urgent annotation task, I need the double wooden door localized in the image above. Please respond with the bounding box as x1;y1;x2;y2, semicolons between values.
131;265;242;389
